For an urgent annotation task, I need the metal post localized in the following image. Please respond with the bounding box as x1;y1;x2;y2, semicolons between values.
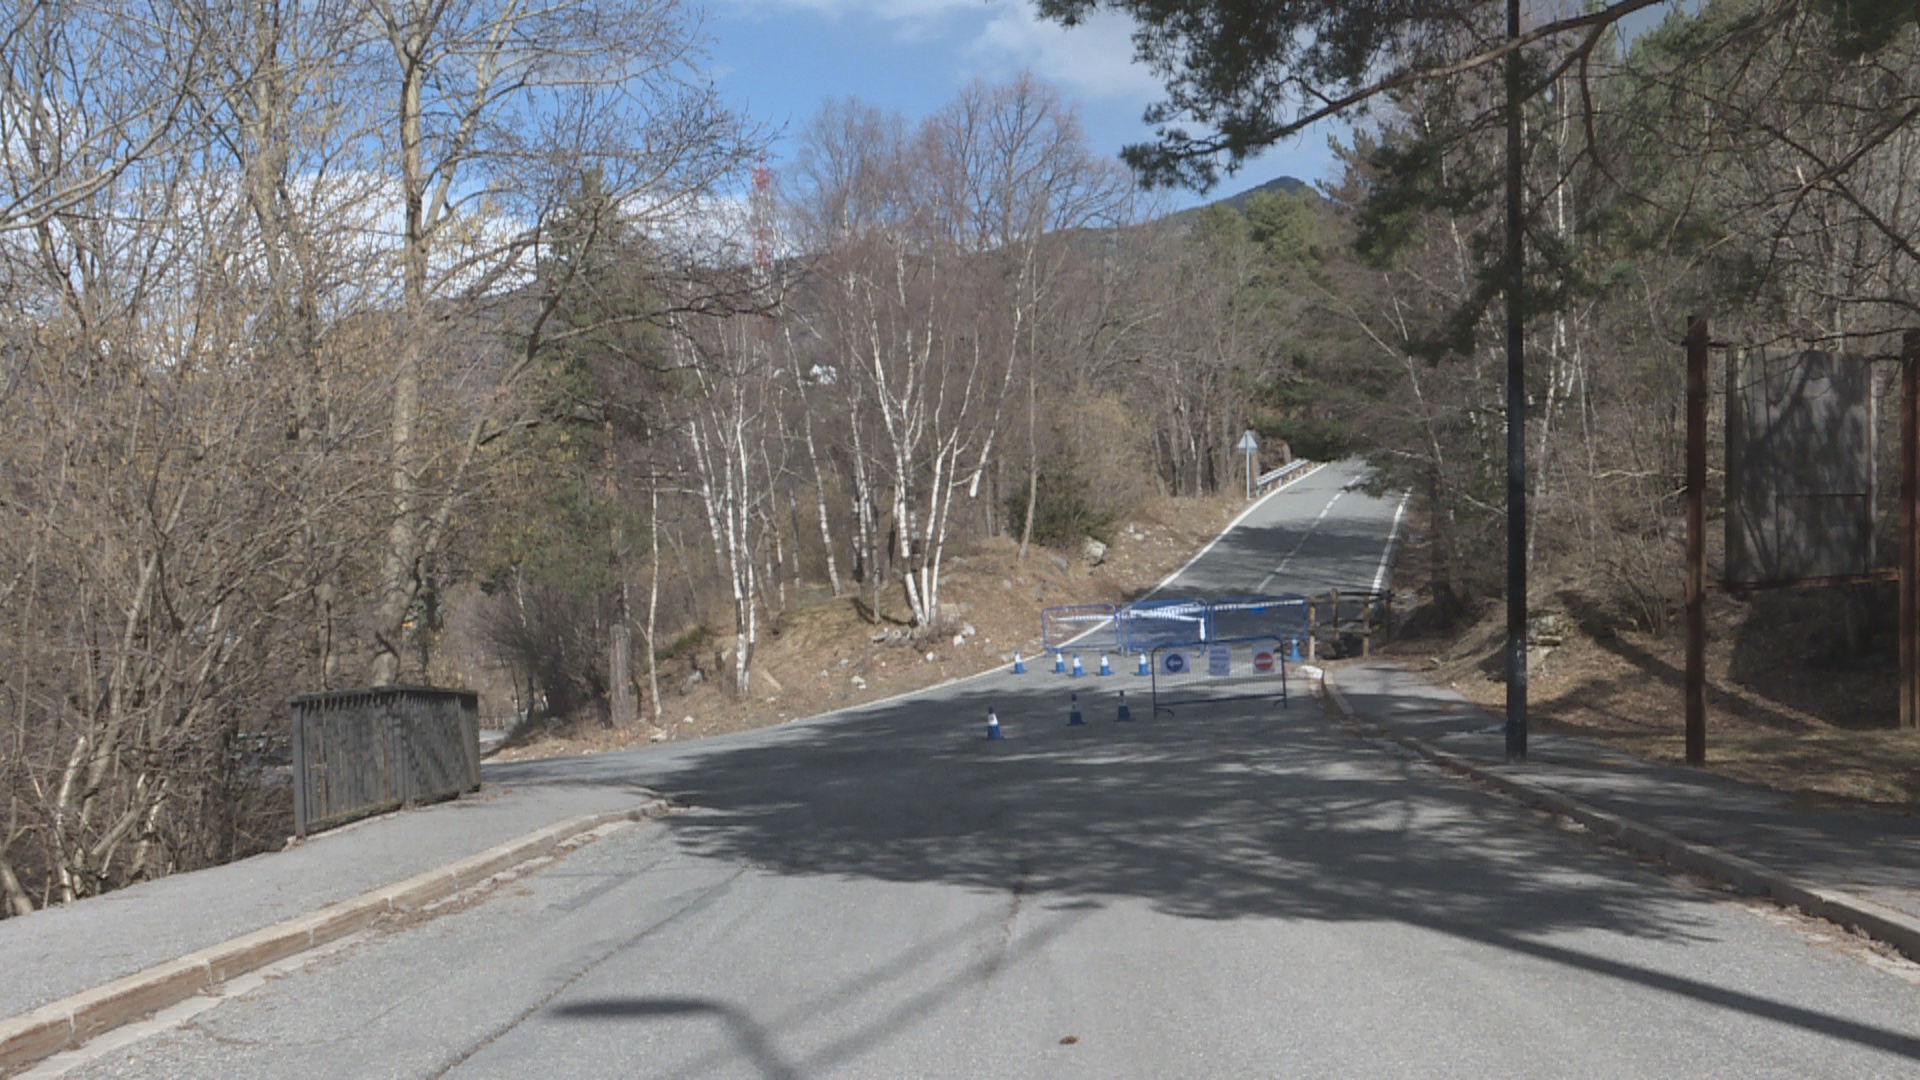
1903;331;1919;728
1238;429;1259;500
290;700;309;838
1504;0;1529;763
1685;317;1709;765
1330;588;1341;657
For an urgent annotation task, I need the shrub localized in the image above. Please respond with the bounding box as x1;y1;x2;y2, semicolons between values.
1005;459;1118;548
476;585;610;721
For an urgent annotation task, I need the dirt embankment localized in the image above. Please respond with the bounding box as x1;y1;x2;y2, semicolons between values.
1380;523;1920;813
489;493;1920;819
486;494;1251;761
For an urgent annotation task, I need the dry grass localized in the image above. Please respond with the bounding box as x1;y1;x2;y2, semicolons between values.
1383;588;1920;814
486;493;1251;762
483;491;1920;819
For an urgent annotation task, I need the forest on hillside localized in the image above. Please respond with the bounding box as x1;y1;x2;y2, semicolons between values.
1;0;1915;915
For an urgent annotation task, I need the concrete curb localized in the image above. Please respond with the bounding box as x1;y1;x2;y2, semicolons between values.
0;799;673;1075
1315;671;1920;965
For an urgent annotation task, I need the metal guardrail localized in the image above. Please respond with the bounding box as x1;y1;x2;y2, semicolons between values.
288;686;481;838
1256;458;1312;491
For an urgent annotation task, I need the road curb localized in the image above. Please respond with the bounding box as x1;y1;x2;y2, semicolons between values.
1316;671;1920;965
0;799;673;1075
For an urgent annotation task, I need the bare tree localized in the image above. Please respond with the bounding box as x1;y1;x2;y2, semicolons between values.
358;0;761;684
0;0;206;234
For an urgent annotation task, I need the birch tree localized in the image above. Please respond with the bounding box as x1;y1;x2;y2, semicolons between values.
678;316;784;697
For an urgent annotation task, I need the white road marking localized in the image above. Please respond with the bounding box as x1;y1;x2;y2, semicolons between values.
1369;493;1412;595
1257;489;1345;592
1137;461;1326;603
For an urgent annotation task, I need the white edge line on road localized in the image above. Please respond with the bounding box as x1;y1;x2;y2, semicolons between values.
1138;461;1328;603
715;461;1333;730
1256;488;1345;593
1369;492;1412;595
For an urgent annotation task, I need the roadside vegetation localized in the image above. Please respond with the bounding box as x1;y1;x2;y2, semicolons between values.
3;0;1917;916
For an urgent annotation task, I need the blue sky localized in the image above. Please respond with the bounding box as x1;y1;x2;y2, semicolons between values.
699;0;1345;211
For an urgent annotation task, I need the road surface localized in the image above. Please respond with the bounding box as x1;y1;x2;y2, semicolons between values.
51;461;1920;1078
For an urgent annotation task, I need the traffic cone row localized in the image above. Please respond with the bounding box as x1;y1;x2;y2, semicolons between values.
1034;650;1151;676
982;689;1153;739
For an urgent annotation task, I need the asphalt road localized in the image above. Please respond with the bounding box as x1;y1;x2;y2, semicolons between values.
54;461;1920;1078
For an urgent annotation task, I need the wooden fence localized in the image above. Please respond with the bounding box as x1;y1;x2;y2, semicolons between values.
1302;589;1394;661
288;686;481;837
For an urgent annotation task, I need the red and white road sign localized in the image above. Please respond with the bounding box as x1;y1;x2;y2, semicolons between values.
1252;649;1275;673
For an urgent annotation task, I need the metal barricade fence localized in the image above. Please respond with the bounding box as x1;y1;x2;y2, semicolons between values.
1208;594;1309;647
1037;592;1392;713
1120;598;1213;653
1041;603;1122;653
1148;637;1293;715
288;686;481;837
1039;594;1316;715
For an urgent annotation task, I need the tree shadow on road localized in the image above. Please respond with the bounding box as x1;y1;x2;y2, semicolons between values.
494;678;1920;1066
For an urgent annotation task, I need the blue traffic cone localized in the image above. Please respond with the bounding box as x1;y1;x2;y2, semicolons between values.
987;708;1004;740
1136;653;1150;676
1115;690;1133;722
1068;693;1084;726
1053;652;1066;675
1013;652;1027;674
1287;638;1304;663
1098;653;1113;676
1071;653;1084;677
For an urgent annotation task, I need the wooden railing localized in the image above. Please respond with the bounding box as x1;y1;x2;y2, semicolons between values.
288;686;480;837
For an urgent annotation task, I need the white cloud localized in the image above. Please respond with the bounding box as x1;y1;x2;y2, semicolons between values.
722;0;1158;104
723;0;978;22
968;7;1159;103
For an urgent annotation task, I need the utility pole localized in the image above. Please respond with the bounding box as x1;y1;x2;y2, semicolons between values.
1685;317;1708;764
1903;330;1920;729
1503;0;1528;763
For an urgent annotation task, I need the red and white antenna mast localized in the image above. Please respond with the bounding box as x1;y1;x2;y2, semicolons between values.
750;158;774;289
749;157;778;350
